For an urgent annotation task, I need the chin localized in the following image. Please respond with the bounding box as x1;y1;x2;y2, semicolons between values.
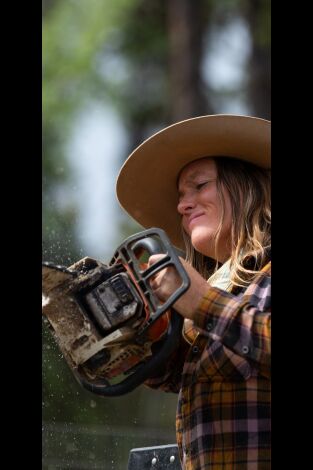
190;229;215;258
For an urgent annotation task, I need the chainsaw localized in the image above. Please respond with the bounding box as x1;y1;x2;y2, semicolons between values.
42;228;190;397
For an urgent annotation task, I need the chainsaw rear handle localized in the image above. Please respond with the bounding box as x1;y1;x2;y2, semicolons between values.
77;228;189;397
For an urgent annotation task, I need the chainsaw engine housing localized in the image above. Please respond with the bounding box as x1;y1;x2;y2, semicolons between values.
42;228;189;396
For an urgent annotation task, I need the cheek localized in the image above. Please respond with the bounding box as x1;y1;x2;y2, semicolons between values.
201;192;222;225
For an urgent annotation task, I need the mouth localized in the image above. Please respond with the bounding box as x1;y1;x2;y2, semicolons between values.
187;212;205;228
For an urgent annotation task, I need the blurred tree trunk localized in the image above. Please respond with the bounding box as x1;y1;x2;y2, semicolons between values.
167;0;213;122
244;0;271;119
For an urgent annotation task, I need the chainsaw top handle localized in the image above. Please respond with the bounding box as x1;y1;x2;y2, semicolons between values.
77;227;190;397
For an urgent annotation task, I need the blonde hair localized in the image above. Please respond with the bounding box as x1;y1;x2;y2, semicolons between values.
182;157;271;288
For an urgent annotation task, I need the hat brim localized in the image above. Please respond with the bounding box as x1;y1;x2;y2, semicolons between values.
116;114;271;250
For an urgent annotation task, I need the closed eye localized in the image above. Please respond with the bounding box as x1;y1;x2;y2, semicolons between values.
178;179;216;201
196;179;216;190
196;181;208;190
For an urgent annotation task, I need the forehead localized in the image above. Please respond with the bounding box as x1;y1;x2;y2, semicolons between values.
178;158;216;186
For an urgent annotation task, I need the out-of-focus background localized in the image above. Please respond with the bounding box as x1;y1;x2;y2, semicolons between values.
42;0;270;468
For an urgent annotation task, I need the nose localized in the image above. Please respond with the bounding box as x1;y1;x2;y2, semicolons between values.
177;194;196;215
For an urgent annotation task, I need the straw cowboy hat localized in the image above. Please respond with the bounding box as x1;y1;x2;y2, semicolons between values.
116;114;271;250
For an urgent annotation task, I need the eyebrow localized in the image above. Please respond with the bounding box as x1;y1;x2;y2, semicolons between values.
182;170;204;181
178;170;215;189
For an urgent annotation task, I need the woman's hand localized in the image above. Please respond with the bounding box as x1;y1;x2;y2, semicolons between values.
148;254;210;320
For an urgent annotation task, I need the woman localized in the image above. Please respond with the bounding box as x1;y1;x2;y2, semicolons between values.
116;115;271;470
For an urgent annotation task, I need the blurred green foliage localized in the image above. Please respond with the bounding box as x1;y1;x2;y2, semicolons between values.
43;0;138;265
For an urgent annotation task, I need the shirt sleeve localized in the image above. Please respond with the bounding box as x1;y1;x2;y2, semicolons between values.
144;333;191;393
192;268;271;376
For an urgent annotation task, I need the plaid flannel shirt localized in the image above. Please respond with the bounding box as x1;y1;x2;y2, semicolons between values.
145;261;271;469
